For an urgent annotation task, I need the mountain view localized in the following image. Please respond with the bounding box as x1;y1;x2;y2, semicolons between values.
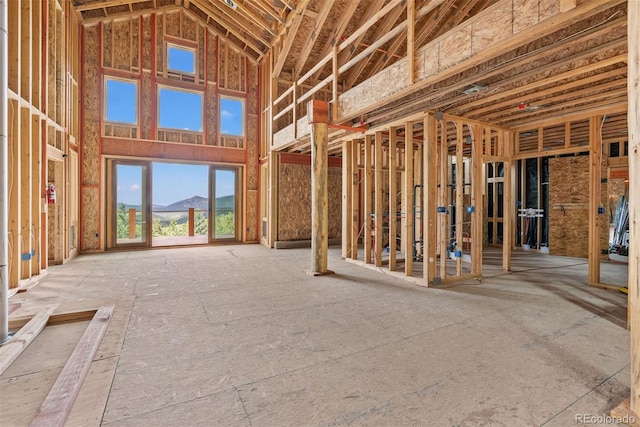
120;195;235;212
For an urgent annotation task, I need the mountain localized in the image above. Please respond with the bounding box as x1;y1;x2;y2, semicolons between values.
119;195;235;212
161;195;209;211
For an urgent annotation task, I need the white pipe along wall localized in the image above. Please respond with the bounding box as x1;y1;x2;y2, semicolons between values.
0;0;9;344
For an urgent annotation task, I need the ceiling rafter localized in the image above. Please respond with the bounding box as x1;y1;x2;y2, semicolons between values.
309;0;361;82
292;0;336;79
192;0;270;47
272;0;311;76
227;0;277;36
74;0;151;12
202;0;271;43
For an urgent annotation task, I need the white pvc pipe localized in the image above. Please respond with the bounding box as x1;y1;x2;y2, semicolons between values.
0;0;9;344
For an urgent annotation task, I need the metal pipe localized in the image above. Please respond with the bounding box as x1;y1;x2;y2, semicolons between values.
0;0;9;343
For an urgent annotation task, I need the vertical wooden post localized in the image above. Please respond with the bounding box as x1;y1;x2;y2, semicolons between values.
374;131;384;266
628;0;640;413
611;3;640;420
404;121;414;276
407;0;415;84
423;114;436;284
439;119;448;279
502;130;513;272
128;208;136;239
455;121;463;276
308;100;330;275
268;151;279;247
332;44;338;121
471;125;483;277
188;207;195;237
389;128;397;271
342;140;352;258
351;140;359;260
364;135;373;264
588;115;601;285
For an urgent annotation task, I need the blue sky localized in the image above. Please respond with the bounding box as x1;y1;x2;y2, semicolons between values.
110;51;241;208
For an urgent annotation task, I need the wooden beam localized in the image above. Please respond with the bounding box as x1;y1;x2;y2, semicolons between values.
342;140;352;258
0;307;57;376
628;0;640;415
310;119;329;275
455;121;463;276
30;305;114;427
364;135;373;264
588;115;602;285
439;118;448;279
374;131;384;266
404;121;414;276
389;128;398;271
407;0;415;84
293;0;335;79
351;140;360;260
423;114;436;283
272;0;310;77
502;130;513;272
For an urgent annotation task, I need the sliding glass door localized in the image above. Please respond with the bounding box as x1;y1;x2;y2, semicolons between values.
109;160;150;248
211;168;239;241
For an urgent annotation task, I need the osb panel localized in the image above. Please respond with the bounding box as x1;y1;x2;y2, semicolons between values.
246;190;258;241
156;16;164;73
472;1;512;53
102;22;112;68
219;41;226;89
197;25;205;80
226;46;244;92
278;163;311;241
164;11;181;38
416;44;438;81
81;187;100;250
247;114;258;190
278;163;342;241
221;136;243;148
113;20;132;71
183;13;197;41
439;24;472;70
206;87;217;144
608;177;627;224
141;72;152;140
113;125;136;139
548;156;608;258
82;25;100;186
513;0;539;35
540;0;561;22
273;123;295;149
247;63;258;114
206;31;217;83
132;18;139;70
142;15;152;70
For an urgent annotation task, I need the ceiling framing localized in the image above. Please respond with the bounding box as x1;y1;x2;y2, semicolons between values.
72;0;629;151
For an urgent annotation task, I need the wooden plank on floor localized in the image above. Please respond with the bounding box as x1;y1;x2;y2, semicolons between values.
0;307;57;376
30;305;115;427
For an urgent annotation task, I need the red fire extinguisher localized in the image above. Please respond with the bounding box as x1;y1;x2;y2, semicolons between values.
46;184;56;204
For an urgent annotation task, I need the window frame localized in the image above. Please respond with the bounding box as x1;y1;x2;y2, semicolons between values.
104;77;138;125
219;96;245;137
157;85;204;133
166;43;196;75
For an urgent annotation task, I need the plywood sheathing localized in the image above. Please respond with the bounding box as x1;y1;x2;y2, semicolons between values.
548;155;608;258
277;161;341;242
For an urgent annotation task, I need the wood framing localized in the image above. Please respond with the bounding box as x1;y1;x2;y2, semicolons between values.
363;135;373;264
374;131;384;267
404;121;414;276
388;128;398;271
423;114;436;283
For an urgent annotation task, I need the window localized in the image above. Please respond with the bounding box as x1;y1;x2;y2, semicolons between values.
158;87;203;132
105;78;137;124
220;97;244;136
167;44;195;74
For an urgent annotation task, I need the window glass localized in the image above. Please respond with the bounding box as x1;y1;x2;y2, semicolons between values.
158;88;203;132
167;45;195;74
105;79;137;124
220;97;244;136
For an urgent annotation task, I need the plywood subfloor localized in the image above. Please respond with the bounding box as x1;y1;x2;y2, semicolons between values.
3;245;630;426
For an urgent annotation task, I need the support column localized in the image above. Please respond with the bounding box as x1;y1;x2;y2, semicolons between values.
502;130;513;272
389;128;397;271
308;100;331;275
351;140;359;260
341;140;352;258
0;0;9;343
630;0;640;413
423;114;436;284
364;135;373;264
374;131;383;266
470;125;483;277
404;121;414;276
588;115;602;285
612;2;640;420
